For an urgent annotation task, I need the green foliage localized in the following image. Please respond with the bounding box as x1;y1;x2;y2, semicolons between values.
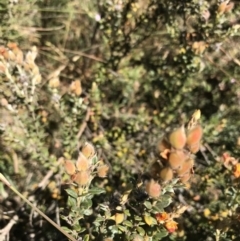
0;0;240;240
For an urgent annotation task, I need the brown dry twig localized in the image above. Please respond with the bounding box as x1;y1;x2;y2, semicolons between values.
77;108;92;140
0;215;18;241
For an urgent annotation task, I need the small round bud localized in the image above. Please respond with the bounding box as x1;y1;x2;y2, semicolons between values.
64;160;76;175
73;171;90;186
81;142;95;159
187;125;203;146
177;159;194;176
169;126;186;149
168;150;188;170
97;164;109;178
146;179;161;198
180;172;191;183
76;152;89;171
160;167;173;181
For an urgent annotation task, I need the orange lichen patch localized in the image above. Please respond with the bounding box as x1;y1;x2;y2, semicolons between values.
155;212;169;223
169;126;186;149
233;163;240;178
160;167;173;181
64;160;76;175
186;125;203;146
145;179;161;198
168;150;188;170
76;152;89;171
165;220;178;233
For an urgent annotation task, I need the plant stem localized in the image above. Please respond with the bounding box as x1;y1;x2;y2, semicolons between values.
0;173;77;241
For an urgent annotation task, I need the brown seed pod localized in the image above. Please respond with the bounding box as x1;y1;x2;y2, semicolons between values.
168;150;188;170
145;179;161;198
76;152;89;171
64;160;76;175
157;138;171;152
189;142;200;154
187;125;203;146
180;172;191;183
73;171;90;186
97;164;109;178
177;159;194;176
81;142;95;159
169;126;186;149
160;167;174;181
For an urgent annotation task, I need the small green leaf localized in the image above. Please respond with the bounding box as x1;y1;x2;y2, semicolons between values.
91;156;98;165
82;199;93;209
84;208;93;216
144;201;152;209
88;187;105;195
134;215;142;221
84;234;90;241
122;220;133;228
67;196;77;207
61;226;74;234
65;188;78;199
73;223;81;232
117;225;126;232
137;226;145;236
153;227;168;239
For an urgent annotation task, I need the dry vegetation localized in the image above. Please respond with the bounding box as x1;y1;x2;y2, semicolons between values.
0;0;240;240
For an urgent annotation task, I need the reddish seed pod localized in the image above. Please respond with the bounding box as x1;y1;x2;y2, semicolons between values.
146;179;161;198
81;142;95;159
187;125;203;146
189;142;200;154
160;167;174;181
64;160;76;175
180;172;191;183
97;164;109;178
169;126;186;149
73;171;90;186
177;159;194;176
76;152;89;171
168;150;188;170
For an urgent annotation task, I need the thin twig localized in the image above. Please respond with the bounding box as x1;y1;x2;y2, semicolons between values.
38;158;63;189
0;173;77;241
0;215;18;241
199;144;211;165
77;108;91;140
